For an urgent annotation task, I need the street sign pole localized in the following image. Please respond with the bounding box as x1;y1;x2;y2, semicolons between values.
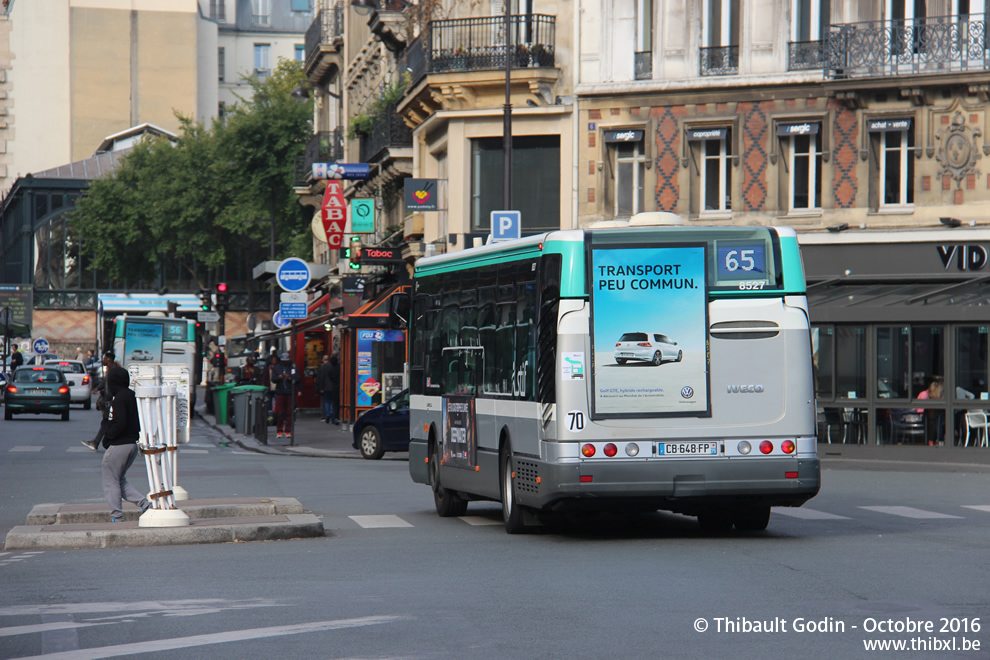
290;320;296;447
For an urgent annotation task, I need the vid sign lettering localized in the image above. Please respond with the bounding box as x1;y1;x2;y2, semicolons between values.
588;243;710;418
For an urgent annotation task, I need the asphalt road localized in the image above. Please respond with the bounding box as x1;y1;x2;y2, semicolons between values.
1;406;989;659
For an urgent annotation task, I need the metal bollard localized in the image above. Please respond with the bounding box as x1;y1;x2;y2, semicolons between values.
161;383;188;500
135;384;190;528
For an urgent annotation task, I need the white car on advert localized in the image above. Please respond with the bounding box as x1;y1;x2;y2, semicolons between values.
614;332;683;366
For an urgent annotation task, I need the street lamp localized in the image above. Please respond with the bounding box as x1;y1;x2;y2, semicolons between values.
290;81;342;101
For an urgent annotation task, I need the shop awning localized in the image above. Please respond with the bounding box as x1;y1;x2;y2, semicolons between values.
342;284;410;328
807;276;990;324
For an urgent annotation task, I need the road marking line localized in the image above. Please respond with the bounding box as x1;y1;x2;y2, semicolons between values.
348;515;412;528
859;506;962;519
14;616;404;659
459;516;502;526
180;449;209;454
962;505;990;513
0;621;108;637
10;446;43;452
772;508;851;520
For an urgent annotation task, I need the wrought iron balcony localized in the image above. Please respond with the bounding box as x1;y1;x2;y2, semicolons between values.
826;14;990;78
700;45;739;76
294;130;343;187
304;0;344;68
426;14;556;73
788;40;825;70
634;51;652;80
359;102;413;164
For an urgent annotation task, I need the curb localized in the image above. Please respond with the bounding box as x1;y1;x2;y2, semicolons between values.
26;497;306;525
4;514;326;550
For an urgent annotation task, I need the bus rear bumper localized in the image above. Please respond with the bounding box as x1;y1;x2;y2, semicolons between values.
517;456;821;514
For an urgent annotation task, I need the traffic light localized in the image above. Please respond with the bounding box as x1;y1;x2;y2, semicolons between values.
349;236;362;270
215;283;229;312
199;289;212;311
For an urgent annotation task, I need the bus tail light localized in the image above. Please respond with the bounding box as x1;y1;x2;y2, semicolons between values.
759;441;773;454
785;471;799;479
737;441;752;455
781;440;795;454
603;443;617;457
579;475;593;483
581;443;596;457
625;443;640;456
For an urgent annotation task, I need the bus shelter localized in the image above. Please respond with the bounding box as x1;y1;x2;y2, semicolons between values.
338;283;409;425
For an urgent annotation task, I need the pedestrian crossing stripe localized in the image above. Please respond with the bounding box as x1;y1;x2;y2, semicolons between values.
9;446;43;452
349;515;413;528
459;516;503;526
772;507;850;520
961;505;990;513
859;505;962;519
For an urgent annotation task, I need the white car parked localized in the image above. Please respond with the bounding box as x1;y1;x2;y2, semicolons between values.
49;359;93;409
614;332;683;366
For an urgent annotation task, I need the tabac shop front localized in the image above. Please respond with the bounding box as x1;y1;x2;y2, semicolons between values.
802;229;990;451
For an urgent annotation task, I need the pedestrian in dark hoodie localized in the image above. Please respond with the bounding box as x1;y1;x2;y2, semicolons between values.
99;366;151;522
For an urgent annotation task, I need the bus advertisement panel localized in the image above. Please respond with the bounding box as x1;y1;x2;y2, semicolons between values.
123;322;163;365
589;243;710;418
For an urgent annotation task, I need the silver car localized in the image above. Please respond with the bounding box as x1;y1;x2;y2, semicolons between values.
49;359;93;409
613;332;683;366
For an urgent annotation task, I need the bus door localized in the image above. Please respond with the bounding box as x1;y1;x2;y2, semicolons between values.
441;346;482;468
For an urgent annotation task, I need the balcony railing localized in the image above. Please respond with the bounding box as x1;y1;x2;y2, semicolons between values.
826;14;990;78
427;14;556;73
700;45;738;76
359;102;413;163
294;130;343;187
304;0;344;66
634;50;652;79
788;40;824;70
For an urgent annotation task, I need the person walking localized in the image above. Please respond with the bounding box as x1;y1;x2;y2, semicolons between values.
75;346;84;361
270;351;300;439
81;350;118;452
10;346;22;369
315;354;340;424
95;365;151;521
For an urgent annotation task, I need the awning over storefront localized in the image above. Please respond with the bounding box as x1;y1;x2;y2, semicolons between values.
807;277;990;323
342;284;410;328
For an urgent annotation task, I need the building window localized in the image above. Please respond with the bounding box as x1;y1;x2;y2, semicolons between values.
210;0;226;21
694;130;732;213
788;0;829;69
701;0;739;75
218;47;225;82
254;44;271;76
252;0;271;26
634;0;653;80
869;120;915;208
780;126;822;211
606;134;648;217
295;44;305;62
470;135;560;232
219;101;226;119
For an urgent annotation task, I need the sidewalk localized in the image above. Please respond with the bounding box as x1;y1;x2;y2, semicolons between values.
196;402;408;461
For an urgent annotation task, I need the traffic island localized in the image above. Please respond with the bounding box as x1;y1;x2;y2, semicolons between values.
5;497;325;550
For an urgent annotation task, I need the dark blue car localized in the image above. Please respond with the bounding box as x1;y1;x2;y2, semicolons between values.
352;389;410;459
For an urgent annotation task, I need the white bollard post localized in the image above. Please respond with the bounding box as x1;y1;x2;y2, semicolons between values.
135;384;189;527
162;383;188;500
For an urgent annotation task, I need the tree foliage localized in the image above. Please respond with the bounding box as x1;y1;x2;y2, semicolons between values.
71;59;313;286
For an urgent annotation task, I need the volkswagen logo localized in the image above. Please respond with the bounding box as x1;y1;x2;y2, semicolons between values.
680;386;694;399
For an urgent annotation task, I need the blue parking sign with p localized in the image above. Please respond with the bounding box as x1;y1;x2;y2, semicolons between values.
491;210;521;242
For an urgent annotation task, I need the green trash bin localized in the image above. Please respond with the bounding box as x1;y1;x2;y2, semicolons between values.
212;383;237;426
231;385;267;434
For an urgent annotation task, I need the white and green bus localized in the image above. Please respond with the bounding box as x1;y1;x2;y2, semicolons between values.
408;213;820;533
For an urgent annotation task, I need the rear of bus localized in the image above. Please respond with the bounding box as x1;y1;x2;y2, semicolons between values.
535;223;819;528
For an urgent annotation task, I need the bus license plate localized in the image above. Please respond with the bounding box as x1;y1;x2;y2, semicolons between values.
657;442;719;456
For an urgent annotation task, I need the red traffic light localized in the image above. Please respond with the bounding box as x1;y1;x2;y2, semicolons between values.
216;282;228;292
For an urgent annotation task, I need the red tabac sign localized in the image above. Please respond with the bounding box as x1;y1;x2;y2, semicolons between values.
321;181;346;248
359;246;404;264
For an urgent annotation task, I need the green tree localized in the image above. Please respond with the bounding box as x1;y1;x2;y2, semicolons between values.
71;59;313;286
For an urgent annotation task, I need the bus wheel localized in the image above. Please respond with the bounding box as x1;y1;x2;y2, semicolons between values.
500;441;527;534
430;440;467;517
734;506;771;531
697;510;732;533
652;351;662;366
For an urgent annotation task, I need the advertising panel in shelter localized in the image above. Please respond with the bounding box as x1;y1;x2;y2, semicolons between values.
589;243;710;418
